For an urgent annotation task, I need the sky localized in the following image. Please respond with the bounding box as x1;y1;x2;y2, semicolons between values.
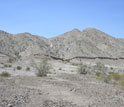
0;0;124;38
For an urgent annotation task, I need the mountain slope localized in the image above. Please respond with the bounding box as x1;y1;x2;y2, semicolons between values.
50;28;124;58
0;28;124;59
0;30;49;57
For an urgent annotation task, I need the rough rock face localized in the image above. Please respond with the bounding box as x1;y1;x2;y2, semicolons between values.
0;30;49;57
0;28;124;58
50;28;124;58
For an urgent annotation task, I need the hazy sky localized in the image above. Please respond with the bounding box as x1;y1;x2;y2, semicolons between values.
0;0;124;38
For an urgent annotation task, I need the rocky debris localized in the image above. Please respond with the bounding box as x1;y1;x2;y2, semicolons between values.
43;100;79;107
0;74;124;107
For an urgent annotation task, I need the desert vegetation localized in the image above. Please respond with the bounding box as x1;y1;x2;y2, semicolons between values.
0;72;11;77
96;68;124;88
35;58;51;77
17;66;22;70
26;67;30;71
78;64;88;75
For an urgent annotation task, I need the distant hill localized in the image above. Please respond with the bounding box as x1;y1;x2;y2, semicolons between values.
0;28;124;59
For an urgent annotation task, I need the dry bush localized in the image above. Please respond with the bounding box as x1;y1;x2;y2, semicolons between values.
93;62;107;75
78;64;88;75
35;58;50;77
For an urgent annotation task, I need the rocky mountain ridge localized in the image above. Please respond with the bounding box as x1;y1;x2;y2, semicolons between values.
0;28;124;59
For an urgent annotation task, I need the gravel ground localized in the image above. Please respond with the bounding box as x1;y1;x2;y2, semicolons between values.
0;73;124;107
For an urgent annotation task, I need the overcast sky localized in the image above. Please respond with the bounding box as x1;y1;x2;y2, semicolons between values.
0;0;124;38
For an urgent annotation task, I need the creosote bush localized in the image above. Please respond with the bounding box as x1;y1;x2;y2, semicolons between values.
26;67;30;71
4;64;12;67
93;62;107;75
35;58;50;77
17;66;22;70
0;72;11;77
78;64;88;75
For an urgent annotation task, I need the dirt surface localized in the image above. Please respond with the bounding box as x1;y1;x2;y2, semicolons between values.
0;73;124;107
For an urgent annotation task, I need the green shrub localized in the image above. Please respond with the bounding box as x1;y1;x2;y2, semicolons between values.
0;72;11;77
78;64;88;75
17;66;22;70
110;67;113;70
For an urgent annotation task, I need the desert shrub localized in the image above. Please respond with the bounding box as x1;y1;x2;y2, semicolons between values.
26;67;30;71
93;62;107;75
96;75;104;80
103;75;112;83
59;67;62;70
111;73;122;81
17;66;22;70
72;62;80;66
78;64;88;75
8;57;16;63
35;59;50;77
0;72;11;77
96;71;101;76
110;67;113;70
117;80;124;86
96;75;112;83
15;52;21;59
4;64;12;67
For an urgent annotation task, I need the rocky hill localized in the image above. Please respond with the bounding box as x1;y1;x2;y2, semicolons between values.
0;30;49;57
0;28;124;59
50;28;124;59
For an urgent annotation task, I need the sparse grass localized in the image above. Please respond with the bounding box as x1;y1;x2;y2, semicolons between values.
96;75;104;80
96;71;124;87
0;72;11;77
17;66;22;70
111;73;122;81
117;80;124;86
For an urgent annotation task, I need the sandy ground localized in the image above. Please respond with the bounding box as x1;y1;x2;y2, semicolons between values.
0;73;124;107
0;59;124;107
